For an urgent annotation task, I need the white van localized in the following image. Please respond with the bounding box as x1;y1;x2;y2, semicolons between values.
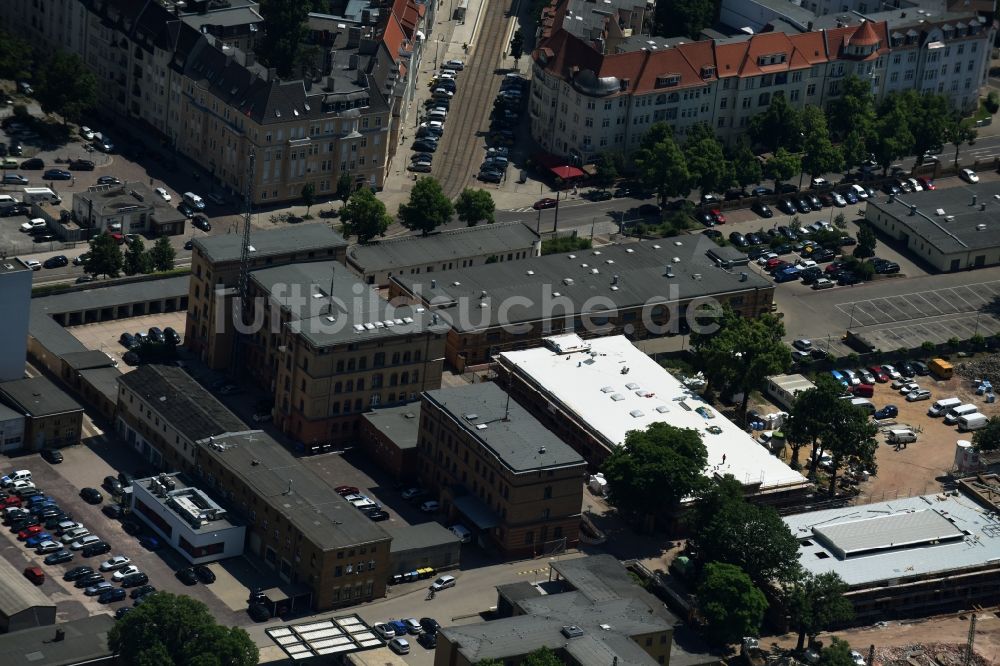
928;397;962;417
8;470;31;484
944;404;978;425
849;397;875;415
958;412;989;432
449;524;472;544
22;187;61;205
182;192;205;210
886;429;917;444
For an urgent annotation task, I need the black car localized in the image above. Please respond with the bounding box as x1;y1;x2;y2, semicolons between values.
898;362;916;377
45;550;74;564
248;604;271;622
119;332;137;349
102;504;123;519
695;211;714;226
745;232;764;246
194;565;216;583
751;202;773;218
120;572;149;588
40;449;63;464
80;487;103;504
20;158;43;170
122;520;143;536
777;199;796;215
117;472;134;487
130;584;156;599
148;327;165;344
587;190;612;201
99;588;127;603
799;267;824;284
882;181;901;195
81;541;112;557
97;176;121;185
10;518;40;532
43;255;69;269
367;510;390;521
75;573;105;588
417;632;437;649
103;476;125;495
806;194;822;210
115;607;132;620
412;140;438;153
191;215;212;231
728;232;748;248
176;567;198;585
795;198;812;214
702;228;722;239
162;327;181;345
420;617;441;634
43;515;70;529
64;565;95;581
478;170;502;184
43;169;72;180
911;360;930;376
837;272;861;286
68;159;95;171
177;203;195;218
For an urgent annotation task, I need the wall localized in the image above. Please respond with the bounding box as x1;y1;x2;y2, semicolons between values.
24;411;83;452
0;414;25;453
0;268;31;382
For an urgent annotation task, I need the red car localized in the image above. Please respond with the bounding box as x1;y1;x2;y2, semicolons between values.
710;209;726;224
765;257;786;271
18;525;44;540
2;496;22;508
532;198;558;210
23;566;44;585
916;177;935;190
867;365;889;383
334;485;359;496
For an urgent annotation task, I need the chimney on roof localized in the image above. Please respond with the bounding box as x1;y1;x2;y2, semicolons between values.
54;628;65;642
348;26;362;48
349;53;360;71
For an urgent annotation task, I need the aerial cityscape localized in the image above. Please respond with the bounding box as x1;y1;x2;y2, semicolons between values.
1;0;1000;664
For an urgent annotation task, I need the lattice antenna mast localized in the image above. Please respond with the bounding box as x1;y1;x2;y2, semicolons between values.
236;150;256;326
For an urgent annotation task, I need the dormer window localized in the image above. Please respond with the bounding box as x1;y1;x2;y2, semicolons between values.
655;74;680;88
700;65;716;79
757;53;787;66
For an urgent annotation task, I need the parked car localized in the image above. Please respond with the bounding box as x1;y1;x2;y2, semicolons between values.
43;169;72;180
98;588;127;603
906;388;932;402
176;567;199;585
533;198;558;210
63;566;95;581
44;550;74;564
154;187;171;201
430;574;456;591
194;565;216;583
874;405;898;420
80;487;103;504
99;555;131;571
75;573;106;588
23;566;44;584
960;168;979;183
389;638;410;655
85;581;114;596
40;449;63;464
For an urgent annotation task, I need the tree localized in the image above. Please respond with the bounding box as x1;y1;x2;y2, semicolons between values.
509;30;524;66
730;139;763;189
826;75;875;140
633;124;690;206
522;647;563;666
800;106;842;178
35;51;97;124
787;375;843;469
0;31;33;81
108;592;258;665
689;476;801;587
602;422;708;519
697;562;768;646
854;226;877;259
871;96;914;174
972;416;1000;452
905;91;951;163
301;182;316;214
840;129;869;175
85;233;124;278
258;0;308;77
817;398;878;495
749;95;803;153
785;572;854;651
455;188;496;226
654;0;718;39
946;117;977;167
340;187;391;243
123;237;150;276
683;123;731;196
817;638;857;666
766;148;801;192
593;153;620;190
336;172;354;205
692;308;791;419
399;177;453;235
149;237;176;272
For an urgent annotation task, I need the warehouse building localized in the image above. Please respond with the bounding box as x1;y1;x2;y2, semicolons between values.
0;614;115;665
784;476;1000;622
0;557;56;633
496;335;810;507
346;222;541;286
864;185;1000;272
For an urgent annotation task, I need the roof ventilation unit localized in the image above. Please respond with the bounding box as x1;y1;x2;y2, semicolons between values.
977;224;987;231
561;626;585;639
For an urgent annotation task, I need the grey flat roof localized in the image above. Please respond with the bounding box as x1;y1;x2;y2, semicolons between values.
78;366;124;401
0;376;82;417
251;260;450;347
387;522;461;552
118;365;247;443
346;222;538;272
393;236;772;332
0;258;32;275
181;4;263;29
0;555;56;619
423;383;584;473
361;403;421;450
0;403;21;422
61;350;115;371
200;431;390;550
194;223;347;263
868;183;1000;254
786;490;1000;587
0;613;114;666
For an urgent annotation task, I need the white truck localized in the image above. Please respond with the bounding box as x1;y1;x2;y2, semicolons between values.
22;187;61;205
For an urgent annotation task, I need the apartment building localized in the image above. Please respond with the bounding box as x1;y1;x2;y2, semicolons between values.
115;364;392;611
418;383;586;557
389;235;774;371
184;224;348;370
530;0;994;162
243;260;448;446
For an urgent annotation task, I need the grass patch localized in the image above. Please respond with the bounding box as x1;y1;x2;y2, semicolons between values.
542;235;592;255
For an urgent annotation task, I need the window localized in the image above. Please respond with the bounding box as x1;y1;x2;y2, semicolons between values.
806;83;816;96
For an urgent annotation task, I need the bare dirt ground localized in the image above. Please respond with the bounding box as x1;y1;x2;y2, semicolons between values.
765;610;1000;665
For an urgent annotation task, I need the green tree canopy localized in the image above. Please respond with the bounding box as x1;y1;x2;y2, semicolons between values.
35;51;97;124
258;0;308;77
149;236;176;272
692;308;791;418
729;139;763;189
653;0;718;39
766;148;801;190
522;647;564;666
972;416;1000;452
123;237;151;276
455;188;496;226
818;637;857;666
0;30;34;81
593;152;620;190
341;187;391;243
815;398;879;495
871;96;914;173
785;572;855;651
603;422;708;519
946;116;977;167
85;233;124;278
633;123;690;206
787;374;844;469
399;177;454;235
108;592;258;666
689;476;801;586
840;129;869;174
336;172;354;204
301;182;317;213
509;30;524;66
854;226;877;259
683;123;732;196
749;95;803;153
826;76;875;140
801;106;842;178
697;562;768;646
904;91;951;163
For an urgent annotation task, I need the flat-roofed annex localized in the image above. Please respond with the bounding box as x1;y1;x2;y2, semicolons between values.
811;509;966;559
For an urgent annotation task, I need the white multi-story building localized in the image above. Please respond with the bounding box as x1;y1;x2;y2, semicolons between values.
531;0;994;162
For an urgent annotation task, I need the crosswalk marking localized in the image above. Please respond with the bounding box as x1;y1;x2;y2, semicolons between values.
507;207;534;212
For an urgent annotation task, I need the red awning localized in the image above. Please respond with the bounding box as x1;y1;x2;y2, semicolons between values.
548;164;585;179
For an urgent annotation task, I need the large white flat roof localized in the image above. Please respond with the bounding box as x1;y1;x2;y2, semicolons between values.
498;335;807;491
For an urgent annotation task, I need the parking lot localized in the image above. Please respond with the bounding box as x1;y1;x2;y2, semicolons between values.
66;311;187;370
